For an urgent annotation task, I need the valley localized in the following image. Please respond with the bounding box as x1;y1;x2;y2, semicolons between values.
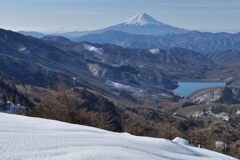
1;27;240;158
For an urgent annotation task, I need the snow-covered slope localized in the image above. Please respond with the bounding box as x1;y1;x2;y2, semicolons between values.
0;113;236;160
123;13;165;26
105;80;143;94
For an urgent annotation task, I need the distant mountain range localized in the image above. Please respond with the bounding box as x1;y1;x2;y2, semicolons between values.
77;30;240;53
19;13;188;39
19;29;240;53
18;13;240;53
5;28;238;95
9;27;240;87
0;28;185;96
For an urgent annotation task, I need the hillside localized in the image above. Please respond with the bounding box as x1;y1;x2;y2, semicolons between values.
0;28;182;98
0;113;236;160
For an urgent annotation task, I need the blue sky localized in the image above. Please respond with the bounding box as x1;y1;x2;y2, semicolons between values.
1;0;240;33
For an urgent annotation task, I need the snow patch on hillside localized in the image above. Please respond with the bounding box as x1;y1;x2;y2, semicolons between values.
19;47;27;52
237;110;240;115
18;46;30;54
84;44;103;55
87;63;106;77
105;80;143;94
191;109;231;121
149;48;160;54
0;113;236;160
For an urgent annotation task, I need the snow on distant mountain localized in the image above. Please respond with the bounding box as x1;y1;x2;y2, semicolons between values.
0;113;236;160
61;13;188;40
84;44;103;55
149;48;160;54
103;13;188;36
77;30;240;53
123;13;165;26
105;80;143;94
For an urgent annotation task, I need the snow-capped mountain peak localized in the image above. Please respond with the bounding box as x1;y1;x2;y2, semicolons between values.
60;13;188;38
123;13;164;26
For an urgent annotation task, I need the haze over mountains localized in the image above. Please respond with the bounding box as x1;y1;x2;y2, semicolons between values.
19;31;45;38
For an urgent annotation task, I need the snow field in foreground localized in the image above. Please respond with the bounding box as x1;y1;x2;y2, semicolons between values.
0;113;236;160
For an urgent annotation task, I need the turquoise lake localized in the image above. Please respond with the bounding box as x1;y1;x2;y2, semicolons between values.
174;82;225;96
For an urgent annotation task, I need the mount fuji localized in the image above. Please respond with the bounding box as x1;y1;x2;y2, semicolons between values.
107;13;188;35
61;13;188;40
123;13;165;26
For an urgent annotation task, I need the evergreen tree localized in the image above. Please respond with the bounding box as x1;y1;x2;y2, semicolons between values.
12;95;17;104
1;94;8;110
